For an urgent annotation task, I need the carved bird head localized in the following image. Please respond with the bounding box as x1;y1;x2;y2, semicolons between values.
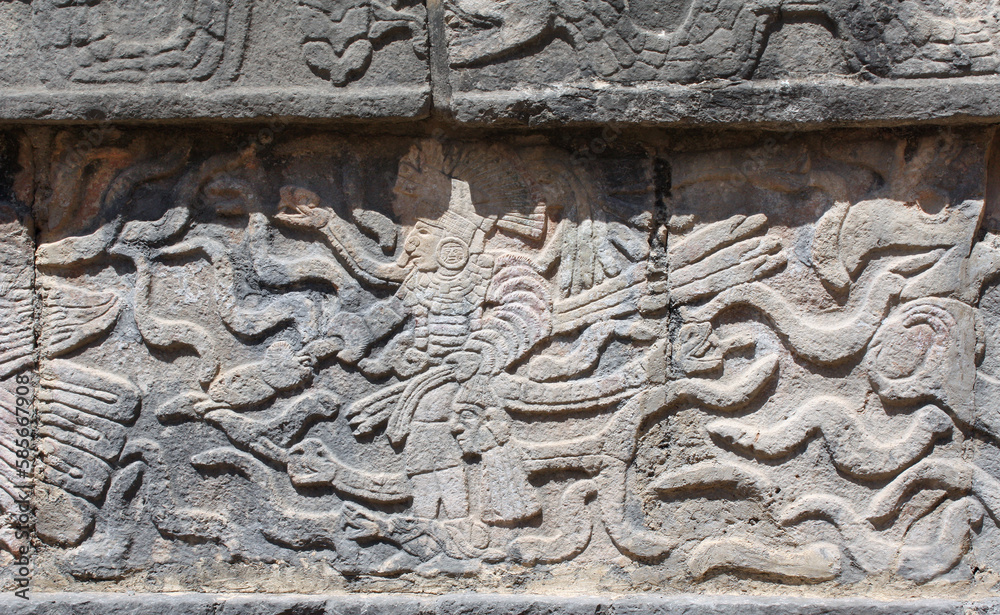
287;437;334;487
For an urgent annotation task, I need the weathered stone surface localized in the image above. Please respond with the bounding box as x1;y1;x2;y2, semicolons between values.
1;0;1000;124
446;77;1000;127
0;132;35;579
0;0;431;121
443;0;1000;85
3;2;1000;611
441;0;1000;104
440;0;1000;126
0;125;997;600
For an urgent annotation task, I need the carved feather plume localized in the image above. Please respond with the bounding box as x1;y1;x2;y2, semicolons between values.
40;281;122;359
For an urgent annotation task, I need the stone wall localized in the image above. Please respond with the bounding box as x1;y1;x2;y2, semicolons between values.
2;0;1000;612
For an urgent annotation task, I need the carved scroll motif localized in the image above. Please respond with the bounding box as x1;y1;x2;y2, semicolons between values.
21;128;1000;589
31;0;251;85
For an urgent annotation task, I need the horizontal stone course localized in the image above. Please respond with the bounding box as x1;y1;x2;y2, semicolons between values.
4;78;1000;127
0;0;999;125
447;77;1000;127
0;593;997;615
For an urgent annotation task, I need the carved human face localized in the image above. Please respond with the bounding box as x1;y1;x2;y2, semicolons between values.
400;220;444;272
454;406;487;455
455;405;504;455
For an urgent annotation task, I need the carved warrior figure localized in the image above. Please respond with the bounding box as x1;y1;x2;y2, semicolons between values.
342;171;547;524
270;143;554;543
265;140;787;569
29;130;1000;585
17;134;792;575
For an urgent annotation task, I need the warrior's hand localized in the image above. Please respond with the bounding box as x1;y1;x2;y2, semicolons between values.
342;505;383;541
274;186;332;230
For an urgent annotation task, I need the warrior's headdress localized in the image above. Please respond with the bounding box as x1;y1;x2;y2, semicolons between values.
393;140;547;244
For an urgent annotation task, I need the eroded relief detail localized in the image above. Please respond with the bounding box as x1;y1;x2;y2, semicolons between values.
657;131;1000;583
0;198;34;565
2;0;998;100
445;0;1000;85
296;0;427;86
13;127;1000;590
9;0;429;88
30;0;252;84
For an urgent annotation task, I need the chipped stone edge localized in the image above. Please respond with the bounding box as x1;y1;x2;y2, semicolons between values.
0;593;997;614
3;78;1000;127
448;76;1000;128
0;86;432;122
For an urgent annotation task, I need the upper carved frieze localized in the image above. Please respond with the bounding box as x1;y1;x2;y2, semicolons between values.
445;0;1000;87
0;0;431;115
30;0;251;85
1;1;1000;122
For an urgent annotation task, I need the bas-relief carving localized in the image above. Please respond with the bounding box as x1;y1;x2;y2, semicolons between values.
296;0;427;86
3;0;998;94
9;0;428;87
3;0;999;97
0;132;33;578
0;199;34;566
444;0;1000;85
12;127;1000;590
29;0;251;84
660;131;1000;583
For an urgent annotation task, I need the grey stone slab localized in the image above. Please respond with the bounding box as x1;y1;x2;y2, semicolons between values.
0;87;431;122
442;0;1000;108
2;0;1000;124
447;77;1000;128
0;132;35;584
0;0;430;121
3;8;1000;615
0;593;218;615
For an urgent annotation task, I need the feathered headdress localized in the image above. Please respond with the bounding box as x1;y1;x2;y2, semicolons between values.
393;140;547;241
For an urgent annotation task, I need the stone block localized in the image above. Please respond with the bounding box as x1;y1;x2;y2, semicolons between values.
0;0;430;120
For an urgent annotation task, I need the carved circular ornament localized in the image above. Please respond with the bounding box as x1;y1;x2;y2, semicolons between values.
436;237;470;271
